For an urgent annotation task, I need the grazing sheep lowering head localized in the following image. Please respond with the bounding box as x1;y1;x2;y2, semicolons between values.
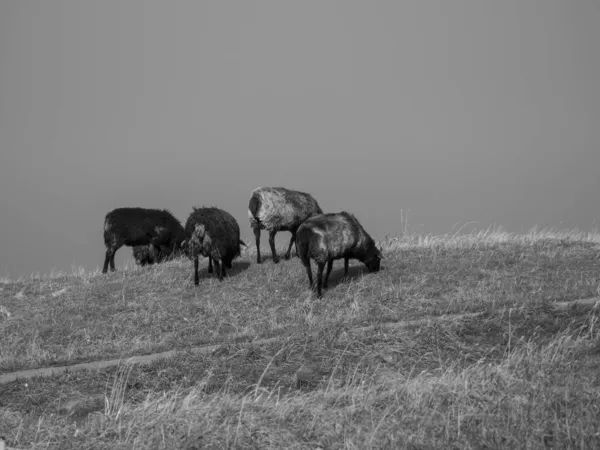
102;207;185;273
182;206;244;285
296;211;383;298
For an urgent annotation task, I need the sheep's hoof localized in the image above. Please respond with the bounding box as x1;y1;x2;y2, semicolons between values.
256;258;262;264
272;257;280;264
284;254;291;260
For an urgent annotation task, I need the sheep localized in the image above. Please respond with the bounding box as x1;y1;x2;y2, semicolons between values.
102;207;185;273
181;206;247;285
248;186;323;264
296;211;383;298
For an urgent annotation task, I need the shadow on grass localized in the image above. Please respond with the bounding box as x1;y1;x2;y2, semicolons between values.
226;260;252;277
325;264;370;289
252;253;302;264
185;259;252;282
298;263;381;293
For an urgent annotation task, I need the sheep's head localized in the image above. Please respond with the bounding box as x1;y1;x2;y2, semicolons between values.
364;246;383;272
133;245;154;266
180;239;189;258
181;224;207;259
133;245;160;266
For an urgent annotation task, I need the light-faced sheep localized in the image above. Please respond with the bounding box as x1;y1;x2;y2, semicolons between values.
181;206;247;285
248;186;323;264
102;207;185;273
296;211;383;298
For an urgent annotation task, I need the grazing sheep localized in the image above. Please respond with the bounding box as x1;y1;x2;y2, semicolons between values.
182;206;246;284
102;207;185;273
296;211;383;298
248;186;323;264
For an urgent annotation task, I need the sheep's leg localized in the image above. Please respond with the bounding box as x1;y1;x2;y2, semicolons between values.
316;262;326;298
298;246;314;289
208;256;213;273
148;245;159;264
269;230;279;263
103;242;122;273
301;256;313;289
220;260;227;279
323;260;334;289
253;228;262;264
103;234;123;273
102;248;115;274
284;232;296;260
344;257;349;276
214;260;223;281
155;245;167;263
194;257;200;286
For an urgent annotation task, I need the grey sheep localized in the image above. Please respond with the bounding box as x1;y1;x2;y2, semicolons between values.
181;206;247;284
248;186;323;264
296;211;383;298
102;207;185;273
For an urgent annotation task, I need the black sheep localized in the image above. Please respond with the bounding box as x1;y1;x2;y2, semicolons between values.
102;207;185;273
182;207;247;284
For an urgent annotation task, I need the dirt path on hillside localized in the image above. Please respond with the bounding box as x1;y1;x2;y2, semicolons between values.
1;297;598;385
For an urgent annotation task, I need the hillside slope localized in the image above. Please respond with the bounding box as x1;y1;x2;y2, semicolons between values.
1;227;600;449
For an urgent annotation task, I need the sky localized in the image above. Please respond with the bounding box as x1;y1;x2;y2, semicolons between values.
0;0;599;278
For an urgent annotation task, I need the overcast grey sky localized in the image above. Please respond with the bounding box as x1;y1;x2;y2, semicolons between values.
0;1;598;277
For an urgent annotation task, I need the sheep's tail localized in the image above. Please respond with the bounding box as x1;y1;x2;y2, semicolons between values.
295;226;312;264
248;192;262;228
103;217;113;247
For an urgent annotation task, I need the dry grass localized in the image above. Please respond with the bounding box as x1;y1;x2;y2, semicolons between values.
1;226;600;449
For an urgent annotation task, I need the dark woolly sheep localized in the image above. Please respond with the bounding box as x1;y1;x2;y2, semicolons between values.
182;206;247;285
248;186;323;264
296;211;383;298
102;207;185;273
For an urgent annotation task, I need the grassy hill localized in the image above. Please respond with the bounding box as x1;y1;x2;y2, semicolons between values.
1;227;600;449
